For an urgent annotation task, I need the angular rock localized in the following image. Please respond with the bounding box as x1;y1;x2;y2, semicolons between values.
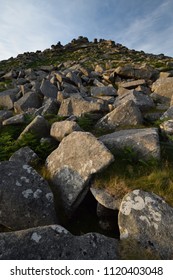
40;79;57;99
41;98;59;116
46;131;114;217
91;86;117;97
151;77;173;105
119;79;146;89
118;189;173;259
0;225;119;260
2;113;26;125
0;161;57;231
99;128;160;160
18;115;50;140
66;71;82;87
0;89;18;109
114;90;155;112
160;106;173;120
14;91;42;113
160;120;173;135
50;120;82;141
0;110;13;123
9;146;39;165
58;96;108;117
90;187;122;210
115;64;158;80
96;100;143;130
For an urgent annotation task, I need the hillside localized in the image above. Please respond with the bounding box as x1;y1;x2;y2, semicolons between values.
1;36;173;260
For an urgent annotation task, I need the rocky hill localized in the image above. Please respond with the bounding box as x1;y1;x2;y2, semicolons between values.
0;36;173;259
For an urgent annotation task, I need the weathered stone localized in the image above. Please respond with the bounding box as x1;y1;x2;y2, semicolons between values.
160;106;173;120
91;86;117;97
58;96;108;117
0;225;119;260
95;64;104;73
118;189;173;259
2;113;26;125
119;79;146;89
0;110;13;123
41;98;59;116
50;120;82;141
0;161;57;231
114;90;155;112
0;89;18;109
40;79;57;99
115;64;158;80
46;131;114;217
18;115;50;140
9;146;39;165
14;91;42;113
99;128;160;160
151;77;173;105
96;100;143;130
62;82;79;94
2;70;17;79
66;71;82;87
90;187;122;210
160;120;173;135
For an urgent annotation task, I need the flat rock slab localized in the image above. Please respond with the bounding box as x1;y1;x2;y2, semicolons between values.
96;100;143;130
99;128;160;160
0;225;119;260
118;189;173;259
0;161;57;230
46;131;114;217
58;96;107;117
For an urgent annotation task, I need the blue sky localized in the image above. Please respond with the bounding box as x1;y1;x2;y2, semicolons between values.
0;0;173;61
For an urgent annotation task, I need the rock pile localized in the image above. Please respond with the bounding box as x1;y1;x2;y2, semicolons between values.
0;37;173;259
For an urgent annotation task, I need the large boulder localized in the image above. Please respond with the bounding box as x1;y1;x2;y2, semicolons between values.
50;120;82;141
0;225;119;259
2;113;26;125
91;86;117;97
99;128;160;160
40;79;58;99
58;96;108;117
46;131;114;217
96;100;143;130
118;189;173;259
14;91;42;113
115;64;158;80
0;89;18;109
151;77;173;105
114;90;155;112
18;115;50;140
0;110;13;124
0;161;57;231
9;146;39;165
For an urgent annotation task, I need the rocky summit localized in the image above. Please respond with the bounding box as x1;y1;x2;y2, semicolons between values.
1;36;173;259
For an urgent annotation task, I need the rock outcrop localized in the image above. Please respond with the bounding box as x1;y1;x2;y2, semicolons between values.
0;37;173;259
